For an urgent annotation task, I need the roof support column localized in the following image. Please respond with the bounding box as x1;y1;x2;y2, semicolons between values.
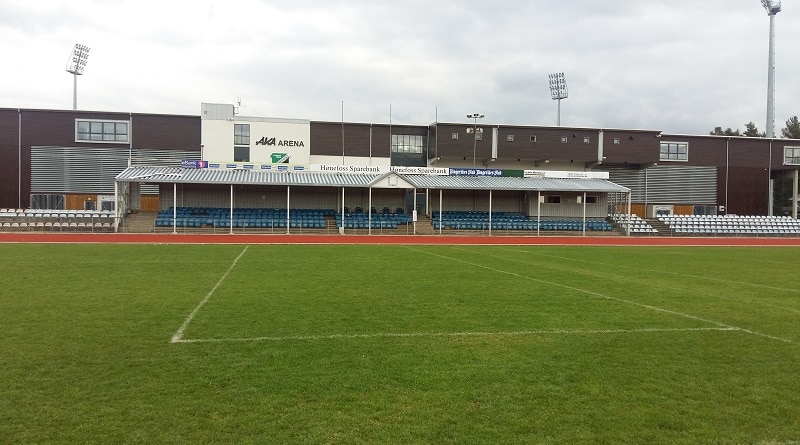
173;183;178;234
793;169;798;219
341;187;345;235
582;191;587;237
438;189;443;235
229;184;234;235
537;191;541;237
114;180;119;233
413;188;417;235
286;185;291;235
368;187;373;235
626;192;632;236
488;190;493;236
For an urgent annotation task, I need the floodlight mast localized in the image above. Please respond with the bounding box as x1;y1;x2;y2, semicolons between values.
467;113;484;168
66;44;91;110
762;0;781;138
548;72;568;126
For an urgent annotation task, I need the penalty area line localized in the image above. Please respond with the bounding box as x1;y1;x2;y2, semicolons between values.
172;326;739;344
170;245;250;343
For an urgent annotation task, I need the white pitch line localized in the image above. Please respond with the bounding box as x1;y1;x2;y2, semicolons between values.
172;326;739;344
516;248;800;295
170;245;250;343
408;247;793;344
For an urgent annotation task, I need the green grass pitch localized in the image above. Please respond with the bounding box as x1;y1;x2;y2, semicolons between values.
1;243;799;444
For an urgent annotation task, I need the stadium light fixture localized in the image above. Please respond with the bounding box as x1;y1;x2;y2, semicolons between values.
761;0;781;138
467;113;484;168
66;43;91;110
548;72;568;126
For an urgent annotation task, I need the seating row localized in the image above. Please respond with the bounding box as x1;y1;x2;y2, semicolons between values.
433;220;613;231
159;207;335;218
610;214;659;234
0;210;113;220
338;220;401;229
0;221;113;230
155;217;327;229
659;215;800;235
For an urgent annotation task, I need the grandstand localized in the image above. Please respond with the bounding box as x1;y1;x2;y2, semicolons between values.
659;214;800;236
431;211;613;233
0;209;115;232
2;103;800;237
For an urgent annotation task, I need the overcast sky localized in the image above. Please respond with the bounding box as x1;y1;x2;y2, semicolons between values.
2;0;798;135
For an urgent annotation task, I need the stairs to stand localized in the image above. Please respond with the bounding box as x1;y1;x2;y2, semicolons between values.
646;218;670;236
121;211;157;233
415;215;434;235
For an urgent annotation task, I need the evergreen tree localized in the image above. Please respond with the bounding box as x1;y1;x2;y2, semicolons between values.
782;116;800;139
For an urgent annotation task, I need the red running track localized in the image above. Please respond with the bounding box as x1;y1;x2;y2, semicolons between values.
2;232;800;246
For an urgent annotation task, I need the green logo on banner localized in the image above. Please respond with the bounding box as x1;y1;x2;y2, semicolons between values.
271;153;290;163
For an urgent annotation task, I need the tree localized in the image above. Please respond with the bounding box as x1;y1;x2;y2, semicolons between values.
782;116;800;139
743;122;765;138
709;126;740;136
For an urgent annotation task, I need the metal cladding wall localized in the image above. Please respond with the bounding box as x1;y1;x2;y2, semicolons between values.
0;108;200;209
310;121;428;159
431;123;493;162
495;126;600;162
2;105;799;217
0;109;21;208
657;134;788;216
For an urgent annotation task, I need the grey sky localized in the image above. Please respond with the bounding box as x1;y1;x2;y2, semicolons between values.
2;0;798;135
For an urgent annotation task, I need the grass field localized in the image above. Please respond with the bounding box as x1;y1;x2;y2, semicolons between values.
1;243;799;444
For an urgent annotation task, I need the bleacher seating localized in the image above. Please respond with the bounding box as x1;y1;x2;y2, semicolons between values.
335;210;411;230
431;211;613;232
659;214;800;236
0;209;115;232
610;214;658;234
155;207;334;230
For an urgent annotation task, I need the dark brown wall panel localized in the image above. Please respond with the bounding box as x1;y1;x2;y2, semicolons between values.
311;122;426;158
132;114;201;151
0;109;21;208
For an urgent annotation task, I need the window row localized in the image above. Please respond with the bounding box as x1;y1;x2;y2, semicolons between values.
450;133;610;144
76;120;129;143
785;147;800;165
660;142;688;161
391;134;426;154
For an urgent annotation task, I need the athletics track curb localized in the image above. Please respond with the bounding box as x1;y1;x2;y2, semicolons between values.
2;232;800;246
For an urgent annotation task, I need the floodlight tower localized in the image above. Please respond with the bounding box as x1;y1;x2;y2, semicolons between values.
66;43;91;110
548;72;568;126
467;113;484;168
762;0;781;138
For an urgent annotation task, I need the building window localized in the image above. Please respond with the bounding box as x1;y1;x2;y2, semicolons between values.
613;138;620;145
546;195;561;204
475;132;483;141
234;124;250;145
451;132;459;140
560;136;568;143
583;137;591;144
391;134;425;154
660;142;689;161
785;147;800;165
586;196;600;204
506;134;515;142
530;135;537;143
76;120;129;143
234;146;250;162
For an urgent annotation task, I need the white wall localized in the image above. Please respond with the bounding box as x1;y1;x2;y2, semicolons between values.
201;117;311;165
